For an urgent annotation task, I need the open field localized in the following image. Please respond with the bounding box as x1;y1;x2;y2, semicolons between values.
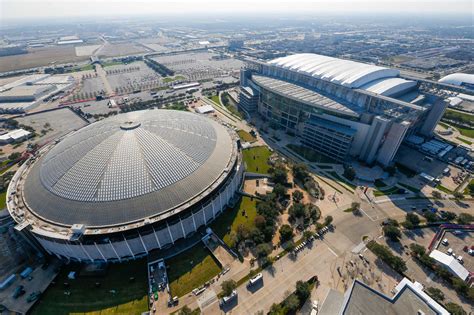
31;259;148;315
97;43;146;57
0;47;89;72
210;196;257;247
167;245;221;298
242;146;273;174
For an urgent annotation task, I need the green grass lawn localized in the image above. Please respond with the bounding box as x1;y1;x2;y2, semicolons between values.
464;179;474;196
457;126;474;138
167;245;221;298
395;163;417;178
373;186;400;197
237;130;256;143
328;171;356;190
242;146;273;174
374;179;387;188
0;190;7;208
210;196;257;247
286;144;338;163
398;182;420;193
102;61;125;68
210;95;221;106
436;184;453;194
438;122;449;129
31;259;148;315
444;109;474;124
72;64;94;72
456;137;472;145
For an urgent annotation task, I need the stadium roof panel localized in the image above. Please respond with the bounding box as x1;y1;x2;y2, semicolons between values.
438;73;474;86
252;75;360;117
268;53;407;90
23;110;236;227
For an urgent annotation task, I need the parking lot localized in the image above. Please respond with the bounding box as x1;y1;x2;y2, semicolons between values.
151;52;243;82
436;230;473;272
15;107;88;146
105;61;162;93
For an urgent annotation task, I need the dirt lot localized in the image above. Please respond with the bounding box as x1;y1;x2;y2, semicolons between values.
96;43;146;57
0;47;89;72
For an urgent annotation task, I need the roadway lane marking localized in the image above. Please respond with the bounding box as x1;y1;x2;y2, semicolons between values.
359;207;377;221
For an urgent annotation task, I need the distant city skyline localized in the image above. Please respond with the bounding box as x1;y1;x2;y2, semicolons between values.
1;0;473;21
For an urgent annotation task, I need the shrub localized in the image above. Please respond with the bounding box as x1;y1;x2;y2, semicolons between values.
221;280;237;297
279;224;294;243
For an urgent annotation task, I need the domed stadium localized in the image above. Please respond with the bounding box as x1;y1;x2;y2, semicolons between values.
7;110;244;262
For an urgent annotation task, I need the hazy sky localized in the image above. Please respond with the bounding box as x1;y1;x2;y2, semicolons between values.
1;0;473;20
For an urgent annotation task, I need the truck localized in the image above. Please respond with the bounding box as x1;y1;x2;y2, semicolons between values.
247;273;263;287
220;290;237;306
12;285;25;299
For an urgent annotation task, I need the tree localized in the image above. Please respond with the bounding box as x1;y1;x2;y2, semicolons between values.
343;166;356;181
283;293;300;312
425;287;444;301
457;213;473;224
409;243;426;257
452;277;469;296
453;191;464;200
324;215;333;226
423;211;438;223
178;305;193;315
385;165;396;176
445;302;467;315
273;183;287;198
405;213;420;226
292;163;309;182
350;202;360;213
292;190;304;203
295;280;311;301
308;204;321;223
383;225;401;242
289;203;306;220
221;279;237;297
269;303;283;314
255;243;272;259
254;215;266;230
271;164;288;185
279;224;294;243
8;152;21;161
432;190;442;199
303;230;314;241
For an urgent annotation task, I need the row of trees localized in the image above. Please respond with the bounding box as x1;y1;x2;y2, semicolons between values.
144;58;175;76
292;163;325;199
269;280;314;315
366;240;407;274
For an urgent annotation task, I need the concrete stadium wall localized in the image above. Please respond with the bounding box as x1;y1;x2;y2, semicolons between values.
33;162;244;262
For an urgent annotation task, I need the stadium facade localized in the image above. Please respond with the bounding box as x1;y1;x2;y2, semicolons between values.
240;53;448;166
7;110;244;262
